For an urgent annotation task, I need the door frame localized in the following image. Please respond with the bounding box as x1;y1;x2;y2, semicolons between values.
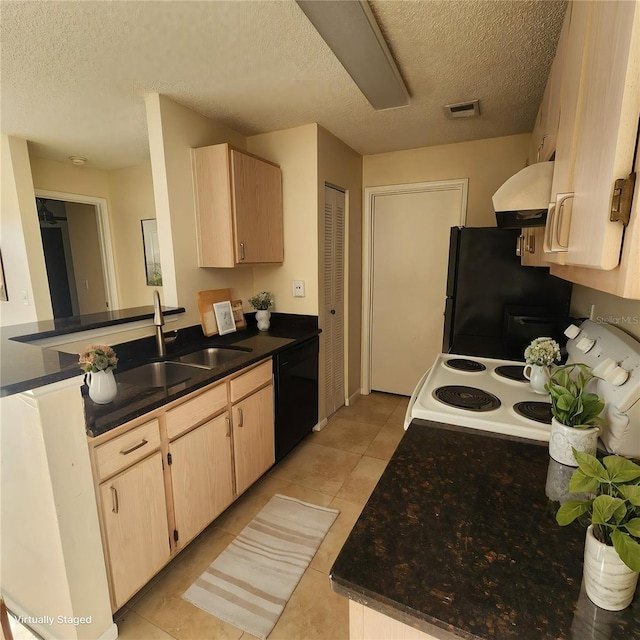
361;179;468;394
34;189;120;311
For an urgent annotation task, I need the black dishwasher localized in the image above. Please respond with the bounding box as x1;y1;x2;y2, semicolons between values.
273;336;319;461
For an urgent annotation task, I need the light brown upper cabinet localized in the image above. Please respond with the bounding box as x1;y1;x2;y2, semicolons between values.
191;143;284;267
543;0;639;272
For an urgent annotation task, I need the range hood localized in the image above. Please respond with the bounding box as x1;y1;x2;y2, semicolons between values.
492;162;554;228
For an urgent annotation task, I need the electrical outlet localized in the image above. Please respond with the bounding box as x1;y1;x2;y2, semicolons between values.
292;280;305;297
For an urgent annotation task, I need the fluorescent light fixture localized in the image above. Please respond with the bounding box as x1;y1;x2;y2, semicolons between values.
296;0;410;110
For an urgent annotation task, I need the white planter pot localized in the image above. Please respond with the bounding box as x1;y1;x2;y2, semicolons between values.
86;369;117;404
548;418;599;467
583;525;639;611
255;309;271;331
523;364;550;394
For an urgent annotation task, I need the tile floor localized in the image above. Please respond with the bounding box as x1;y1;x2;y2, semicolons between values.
8;392;407;640
109;391;409;640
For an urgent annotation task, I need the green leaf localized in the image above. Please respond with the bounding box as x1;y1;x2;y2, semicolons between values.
557;393;575;412
611;530;640;573
574;450;606;479
618;485;640;506
603;456;640;484
556;499;591;525
568;469;600;493
623;518;640;538
592;495;625;525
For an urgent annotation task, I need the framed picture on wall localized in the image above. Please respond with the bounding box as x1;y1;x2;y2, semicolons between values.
0;250;7;301
141;219;162;286
213;301;236;335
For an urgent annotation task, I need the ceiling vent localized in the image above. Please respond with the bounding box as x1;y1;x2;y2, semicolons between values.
444;100;481;119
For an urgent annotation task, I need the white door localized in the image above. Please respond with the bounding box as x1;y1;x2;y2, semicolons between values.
324;185;345;416
368;181;467;395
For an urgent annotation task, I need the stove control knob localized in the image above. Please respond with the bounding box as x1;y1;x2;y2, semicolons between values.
592;358;617;378
605;366;629;386
564;324;581;339
576;337;595;353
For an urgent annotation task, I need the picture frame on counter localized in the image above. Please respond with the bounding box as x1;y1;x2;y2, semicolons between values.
213;301;236;335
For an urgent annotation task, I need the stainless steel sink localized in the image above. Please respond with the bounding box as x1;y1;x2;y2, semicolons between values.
178;347;250;369
117;361;209;388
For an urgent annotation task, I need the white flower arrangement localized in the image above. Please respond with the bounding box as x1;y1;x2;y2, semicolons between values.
524;337;561;367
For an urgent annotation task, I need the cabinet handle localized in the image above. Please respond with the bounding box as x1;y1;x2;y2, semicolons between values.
240;243;246;261
238;408;244;428
225;415;231;437
553;194;572;251
526;233;535;254
120;439;148;455
111;486;119;514
543;202;556;253
516;235;524;257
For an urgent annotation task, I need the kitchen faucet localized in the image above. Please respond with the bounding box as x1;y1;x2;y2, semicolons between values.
153;290;166;358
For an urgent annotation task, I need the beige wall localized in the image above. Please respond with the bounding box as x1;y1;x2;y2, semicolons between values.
571;285;640;341
317;126;363;406
247;124;319;315
1;136;52;325
107;162;159;309
145;94;254;328
363;133;531;227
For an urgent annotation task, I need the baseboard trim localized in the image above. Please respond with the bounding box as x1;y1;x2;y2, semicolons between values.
312;418;328;432
345;389;361;406
99;622;119;640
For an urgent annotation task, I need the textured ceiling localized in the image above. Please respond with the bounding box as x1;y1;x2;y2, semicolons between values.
0;0;566;170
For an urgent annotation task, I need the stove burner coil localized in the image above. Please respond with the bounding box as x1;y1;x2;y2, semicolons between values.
494;365;528;382
513;402;553;425
444;358;486;372
434;386;501;412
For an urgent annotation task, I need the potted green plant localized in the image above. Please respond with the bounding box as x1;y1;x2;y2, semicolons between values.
248;291;274;331
556;450;640;611
545;363;604;466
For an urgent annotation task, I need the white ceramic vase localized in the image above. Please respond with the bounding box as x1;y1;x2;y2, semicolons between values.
255;309;271;331
523;363;550;394
548;418;599;467
583;525;639;611
86;369;117;404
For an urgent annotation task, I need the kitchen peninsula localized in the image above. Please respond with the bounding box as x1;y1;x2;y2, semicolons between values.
330;421;640;640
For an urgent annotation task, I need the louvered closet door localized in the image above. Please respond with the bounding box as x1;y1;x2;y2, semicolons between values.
324;186;345;417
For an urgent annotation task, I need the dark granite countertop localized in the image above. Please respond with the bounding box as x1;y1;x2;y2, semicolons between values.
330;421;640;640
0;305;184;397
83;315;319;437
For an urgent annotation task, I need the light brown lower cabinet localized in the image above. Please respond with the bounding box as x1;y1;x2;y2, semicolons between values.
169;411;234;548
233;385;275;495
98;452;170;609
349;601;453;640
88;358;275;611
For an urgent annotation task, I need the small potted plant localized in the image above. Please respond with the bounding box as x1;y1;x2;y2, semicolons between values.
523;337;561;394
248;291;274;331
556;450;640;611
545;363;604;466
79;344;118;404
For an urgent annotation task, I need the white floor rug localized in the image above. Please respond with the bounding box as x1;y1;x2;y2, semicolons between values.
183;494;339;639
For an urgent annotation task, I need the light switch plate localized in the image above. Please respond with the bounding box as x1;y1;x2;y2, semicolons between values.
292;280;305;297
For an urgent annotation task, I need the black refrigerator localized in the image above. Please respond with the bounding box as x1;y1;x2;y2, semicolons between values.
443;227;573;360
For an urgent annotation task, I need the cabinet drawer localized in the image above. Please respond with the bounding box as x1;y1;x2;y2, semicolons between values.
230;360;272;402
166;383;227;440
95;420;161;481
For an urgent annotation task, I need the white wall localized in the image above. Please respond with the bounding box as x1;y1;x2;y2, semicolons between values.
0;379;114;640
145;94;254;327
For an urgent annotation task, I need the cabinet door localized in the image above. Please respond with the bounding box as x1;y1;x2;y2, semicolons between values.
232;385;275;495
566;0;639;269
231;150;283;264
169;413;234;547
99;452;170;609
